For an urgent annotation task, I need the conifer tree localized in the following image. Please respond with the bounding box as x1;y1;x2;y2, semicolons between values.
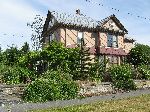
76;38;92;80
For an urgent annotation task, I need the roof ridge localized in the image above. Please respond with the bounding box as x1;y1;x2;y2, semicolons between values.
49;10;99;29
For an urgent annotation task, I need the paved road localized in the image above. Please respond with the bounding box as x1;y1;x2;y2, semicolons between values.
0;89;150;112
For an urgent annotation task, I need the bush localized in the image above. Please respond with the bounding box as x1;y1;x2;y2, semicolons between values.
1;66;35;84
89;58;106;82
109;65;136;90
138;65;150;80
23;70;78;102
127;44;150;66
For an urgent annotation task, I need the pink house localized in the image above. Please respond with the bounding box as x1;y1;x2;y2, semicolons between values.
41;10;135;65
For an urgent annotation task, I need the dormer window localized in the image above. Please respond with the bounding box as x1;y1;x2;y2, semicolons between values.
77;32;83;44
107;34;118;47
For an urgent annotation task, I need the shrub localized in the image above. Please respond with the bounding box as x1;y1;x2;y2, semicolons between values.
127;44;150;66
23;70;78;102
1;66;35;84
109;65;136;90
138;65;150;80
89;58;106;82
23;78;60;102
3;46;21;66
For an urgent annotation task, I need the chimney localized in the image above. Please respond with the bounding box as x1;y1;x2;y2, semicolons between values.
76;9;80;15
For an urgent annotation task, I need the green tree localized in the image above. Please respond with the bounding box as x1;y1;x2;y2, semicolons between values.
41;41;80;74
75;38;92;80
0;45;3;63
18;41;80;77
89;57;107;82
127;44;150;67
20;42;30;55
3;45;21;66
27;15;44;50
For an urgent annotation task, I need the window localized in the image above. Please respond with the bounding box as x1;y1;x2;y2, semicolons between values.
107;35;113;47
108;55;119;65
77;32;83;44
107;34;118;47
113;36;118;47
49;33;55;42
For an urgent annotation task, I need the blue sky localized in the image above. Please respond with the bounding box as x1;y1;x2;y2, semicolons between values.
0;0;150;50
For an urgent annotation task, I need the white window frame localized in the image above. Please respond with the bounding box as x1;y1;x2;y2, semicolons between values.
107;34;118;48
77;32;83;44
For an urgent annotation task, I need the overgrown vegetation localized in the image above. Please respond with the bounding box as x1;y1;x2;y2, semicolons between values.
1;65;34;84
0;40;150;102
127;44;150;80
89;58;106;82
108;64;136;90
23;70;78;102
73;38;92;80
127;44;150;67
137;65;150;80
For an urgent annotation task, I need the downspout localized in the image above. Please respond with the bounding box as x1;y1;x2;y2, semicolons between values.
96;32;101;54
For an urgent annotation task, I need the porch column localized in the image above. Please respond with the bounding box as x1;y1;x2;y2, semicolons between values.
118;56;121;65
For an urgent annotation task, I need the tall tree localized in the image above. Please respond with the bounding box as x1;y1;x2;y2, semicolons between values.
3;45;21;66
27;15;44;50
76;38;92;80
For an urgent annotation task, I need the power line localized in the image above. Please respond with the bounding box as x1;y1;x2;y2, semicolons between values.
84;0;150;21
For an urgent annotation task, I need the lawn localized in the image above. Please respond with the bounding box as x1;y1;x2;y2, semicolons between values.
30;94;150;112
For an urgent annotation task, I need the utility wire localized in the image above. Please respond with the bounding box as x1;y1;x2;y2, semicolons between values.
85;0;150;21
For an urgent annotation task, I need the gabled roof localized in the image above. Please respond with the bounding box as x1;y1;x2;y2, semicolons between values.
98;14;128;33
42;10;128;37
50;11;99;29
124;37;135;43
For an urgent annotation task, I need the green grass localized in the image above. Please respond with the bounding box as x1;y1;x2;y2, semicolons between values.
30;94;150;112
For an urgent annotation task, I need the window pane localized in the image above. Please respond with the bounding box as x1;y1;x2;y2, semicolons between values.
49;33;55;42
77;32;83;44
113;35;117;41
113;35;118;47
107;34;118;47
108;55;113;63
107;34;113;47
113;56;118;64
78;32;83;39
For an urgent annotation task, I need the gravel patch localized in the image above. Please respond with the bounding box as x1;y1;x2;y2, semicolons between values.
0;88;150;112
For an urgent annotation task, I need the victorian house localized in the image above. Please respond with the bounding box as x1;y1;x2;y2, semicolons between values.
41;10;135;65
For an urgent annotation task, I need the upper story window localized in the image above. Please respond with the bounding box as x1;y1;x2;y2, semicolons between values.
48;18;55;28
49;33;55;42
77;32;83;44
107;34;118;47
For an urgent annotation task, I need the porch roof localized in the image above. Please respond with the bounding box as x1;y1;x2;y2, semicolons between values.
97;46;127;56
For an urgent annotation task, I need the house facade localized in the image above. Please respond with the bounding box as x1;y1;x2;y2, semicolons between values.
41;10;135;65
